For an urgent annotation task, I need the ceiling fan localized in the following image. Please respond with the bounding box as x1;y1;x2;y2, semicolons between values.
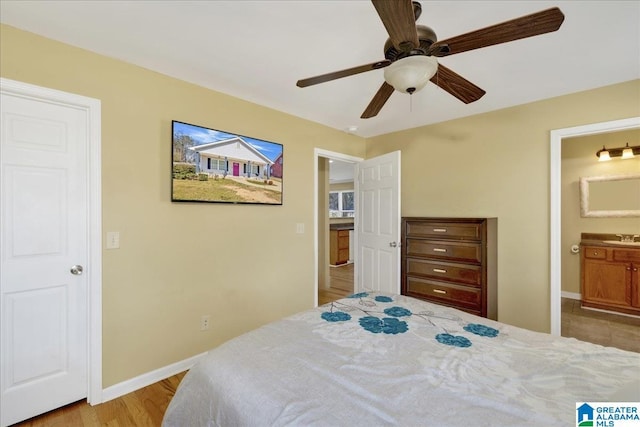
296;1;565;119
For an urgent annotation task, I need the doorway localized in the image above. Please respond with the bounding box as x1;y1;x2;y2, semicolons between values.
314;149;362;307
314;149;402;306
549;117;640;336
324;158;356;304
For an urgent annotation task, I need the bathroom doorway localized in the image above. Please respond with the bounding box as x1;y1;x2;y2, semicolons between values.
550;117;640;336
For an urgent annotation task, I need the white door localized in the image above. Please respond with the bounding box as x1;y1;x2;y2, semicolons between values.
355;151;401;294
0;88;89;426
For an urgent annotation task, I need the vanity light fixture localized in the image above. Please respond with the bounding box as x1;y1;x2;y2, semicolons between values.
596;146;611;162
596;143;639;161
621;143;635;159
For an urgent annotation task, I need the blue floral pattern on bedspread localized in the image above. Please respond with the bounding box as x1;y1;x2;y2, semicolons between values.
348;292;370;299
383;306;412;317
436;333;472;347
321;292;500;347
464;323;499;337
359;316;408;334
321;311;352;322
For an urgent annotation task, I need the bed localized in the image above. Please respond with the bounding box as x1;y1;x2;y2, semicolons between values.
162;292;640;426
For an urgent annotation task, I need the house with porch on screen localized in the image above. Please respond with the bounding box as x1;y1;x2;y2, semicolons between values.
189;136;273;178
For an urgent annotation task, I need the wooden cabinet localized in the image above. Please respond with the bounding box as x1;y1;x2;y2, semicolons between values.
401;218;497;319
581;244;640;316
330;229;350;266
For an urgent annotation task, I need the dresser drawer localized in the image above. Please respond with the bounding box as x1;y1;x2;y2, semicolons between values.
405;239;482;263
405;258;482;286
583;246;606;260
405;221;482;241
405;277;482;312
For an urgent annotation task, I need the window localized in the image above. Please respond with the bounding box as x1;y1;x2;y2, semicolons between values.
207;158;226;171
329;190;354;218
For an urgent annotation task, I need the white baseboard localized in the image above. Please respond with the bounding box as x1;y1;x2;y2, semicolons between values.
101;351;208;403
561;291;581;300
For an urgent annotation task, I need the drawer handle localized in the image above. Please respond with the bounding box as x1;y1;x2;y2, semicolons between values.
433;268;447;273
433;228;447;232
433;289;447;294
433;248;447;253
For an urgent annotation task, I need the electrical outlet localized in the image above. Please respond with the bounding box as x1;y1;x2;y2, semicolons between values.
200;315;210;331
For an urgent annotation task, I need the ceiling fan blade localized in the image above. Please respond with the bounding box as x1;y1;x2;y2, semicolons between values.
428;7;565;57
430;64;486;104
361;82;395;119
372;0;419;51
297;60;391;88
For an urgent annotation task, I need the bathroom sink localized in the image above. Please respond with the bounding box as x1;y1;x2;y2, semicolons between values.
602;240;640;246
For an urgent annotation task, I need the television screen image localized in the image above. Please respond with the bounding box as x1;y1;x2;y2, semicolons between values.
172;120;283;205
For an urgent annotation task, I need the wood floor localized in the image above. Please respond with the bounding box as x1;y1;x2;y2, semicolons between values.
13;372;185;427
318;263;353;305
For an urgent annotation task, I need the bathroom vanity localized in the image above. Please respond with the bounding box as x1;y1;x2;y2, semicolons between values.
580;233;640;316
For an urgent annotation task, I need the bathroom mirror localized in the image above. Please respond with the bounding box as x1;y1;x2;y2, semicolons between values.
580;173;640;217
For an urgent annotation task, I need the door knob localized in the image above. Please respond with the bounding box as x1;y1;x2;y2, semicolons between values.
389;242;397;248
70;265;84;275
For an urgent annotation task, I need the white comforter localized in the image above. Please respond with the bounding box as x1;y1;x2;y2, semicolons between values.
163;292;640;426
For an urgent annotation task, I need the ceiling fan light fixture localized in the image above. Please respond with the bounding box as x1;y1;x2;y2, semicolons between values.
383;55;438;94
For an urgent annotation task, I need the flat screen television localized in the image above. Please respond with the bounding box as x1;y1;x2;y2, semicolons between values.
172;120;283;205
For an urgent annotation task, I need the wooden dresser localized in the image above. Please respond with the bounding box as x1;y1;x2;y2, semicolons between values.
580;236;640;316
401;217;497;319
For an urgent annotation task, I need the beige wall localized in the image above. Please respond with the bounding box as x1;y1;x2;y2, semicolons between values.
0;24;366;387
561;130;640;294
366;79;640;332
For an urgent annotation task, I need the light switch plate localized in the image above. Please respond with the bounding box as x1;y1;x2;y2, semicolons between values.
106;231;120;249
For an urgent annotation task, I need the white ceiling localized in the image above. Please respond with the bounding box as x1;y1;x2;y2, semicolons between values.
329;159;355;184
1;1;638;137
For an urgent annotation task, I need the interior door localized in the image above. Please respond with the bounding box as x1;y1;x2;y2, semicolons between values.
355;151;401;294
0;90;89;426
